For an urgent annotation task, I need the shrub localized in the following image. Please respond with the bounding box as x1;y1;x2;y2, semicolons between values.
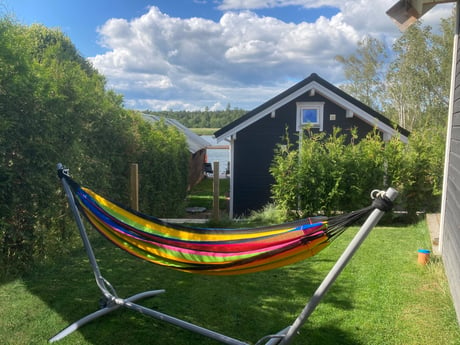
270;127;443;222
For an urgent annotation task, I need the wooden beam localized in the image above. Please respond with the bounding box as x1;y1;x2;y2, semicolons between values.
212;161;220;221
130;163;139;211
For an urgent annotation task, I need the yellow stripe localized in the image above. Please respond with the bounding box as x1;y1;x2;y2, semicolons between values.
83;187;316;242
82;205;260;265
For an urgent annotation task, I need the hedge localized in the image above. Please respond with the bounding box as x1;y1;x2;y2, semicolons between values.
270;127;444;222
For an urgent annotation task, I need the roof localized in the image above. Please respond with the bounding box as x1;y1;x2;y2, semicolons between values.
142;114;209;153
214;73;410;142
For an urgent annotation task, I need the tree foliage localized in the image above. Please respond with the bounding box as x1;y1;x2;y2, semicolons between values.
337;14;454;132
0;18;189;275
385;22;451;130
335;36;387;111
143;105;246;129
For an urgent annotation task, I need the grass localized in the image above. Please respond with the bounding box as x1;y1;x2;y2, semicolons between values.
186;177;230;211
1;220;460;345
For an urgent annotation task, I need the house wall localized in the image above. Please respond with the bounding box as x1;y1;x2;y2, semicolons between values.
188;149;206;191
232;91;376;216
442;7;460;324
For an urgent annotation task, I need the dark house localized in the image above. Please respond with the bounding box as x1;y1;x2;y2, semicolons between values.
143;114;209;190
214;73;409;217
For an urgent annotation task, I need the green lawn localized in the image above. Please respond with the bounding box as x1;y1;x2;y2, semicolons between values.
186;177;230;211
1;220;459;345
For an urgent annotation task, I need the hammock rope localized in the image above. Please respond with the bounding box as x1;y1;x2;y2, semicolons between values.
59;170;391;276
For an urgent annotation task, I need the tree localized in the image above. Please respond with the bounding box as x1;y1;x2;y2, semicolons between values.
143;108;246;128
385;18;453;131
335;36;387;111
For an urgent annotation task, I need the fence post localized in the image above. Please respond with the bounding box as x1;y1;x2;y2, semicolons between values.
130;163;139;211
212;161;220;221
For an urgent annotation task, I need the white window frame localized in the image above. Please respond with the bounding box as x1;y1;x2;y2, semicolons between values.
296;102;324;131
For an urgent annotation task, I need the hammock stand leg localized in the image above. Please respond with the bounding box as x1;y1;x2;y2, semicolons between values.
259;187;399;345
51;165;249;345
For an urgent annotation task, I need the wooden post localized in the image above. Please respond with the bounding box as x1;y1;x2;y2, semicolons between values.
212;161;220;221
130;163;139;211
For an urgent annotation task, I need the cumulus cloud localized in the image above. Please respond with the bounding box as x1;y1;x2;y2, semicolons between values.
89;1;454;111
217;0;341;10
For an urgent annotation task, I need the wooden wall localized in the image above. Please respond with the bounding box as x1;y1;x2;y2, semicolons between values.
442;2;460;325
188;149;206;191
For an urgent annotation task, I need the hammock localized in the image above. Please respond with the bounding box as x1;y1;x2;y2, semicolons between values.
52;164;397;345
62;169;384;276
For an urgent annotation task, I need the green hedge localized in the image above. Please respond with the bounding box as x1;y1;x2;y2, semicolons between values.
270;127;444;222
0;18;189;275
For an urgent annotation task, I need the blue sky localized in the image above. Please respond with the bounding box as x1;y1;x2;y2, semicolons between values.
3;0;455;111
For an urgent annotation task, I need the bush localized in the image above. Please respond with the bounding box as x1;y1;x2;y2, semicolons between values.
270;127;444;222
387;127;444;221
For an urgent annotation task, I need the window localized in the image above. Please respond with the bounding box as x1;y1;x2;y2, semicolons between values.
296;102;324;131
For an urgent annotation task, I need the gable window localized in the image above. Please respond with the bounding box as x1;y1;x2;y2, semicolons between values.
296;102;324;131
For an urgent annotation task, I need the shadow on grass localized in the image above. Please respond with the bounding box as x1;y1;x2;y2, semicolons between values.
22;231;361;345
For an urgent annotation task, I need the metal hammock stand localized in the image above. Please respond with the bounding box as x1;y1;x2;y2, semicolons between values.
50;163;398;345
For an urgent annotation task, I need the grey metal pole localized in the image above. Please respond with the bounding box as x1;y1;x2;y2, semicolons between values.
57;164;111;297
49;289;165;343
123;300;249;345
276;187;398;345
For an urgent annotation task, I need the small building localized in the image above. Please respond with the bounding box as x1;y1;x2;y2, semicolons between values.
143;114;209;190
214;73;409;217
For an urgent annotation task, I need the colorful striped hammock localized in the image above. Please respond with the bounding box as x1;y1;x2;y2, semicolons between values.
62;174;379;276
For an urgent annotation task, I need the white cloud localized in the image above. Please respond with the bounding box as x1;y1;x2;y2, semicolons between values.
217;0;341;10
89;2;455;111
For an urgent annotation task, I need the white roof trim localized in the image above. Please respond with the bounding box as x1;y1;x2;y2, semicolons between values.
216;81;408;143
314;83;408;143
216;81;319;142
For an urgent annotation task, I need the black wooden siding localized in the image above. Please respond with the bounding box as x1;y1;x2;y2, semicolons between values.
232;91;376;216
443;19;460;324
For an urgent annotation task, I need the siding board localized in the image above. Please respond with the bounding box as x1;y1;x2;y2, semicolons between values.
453;109;460;126
442;26;460;325
449;138;460;155
452;127;460;140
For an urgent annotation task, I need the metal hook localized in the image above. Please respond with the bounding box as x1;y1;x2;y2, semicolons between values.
370;189;385;200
